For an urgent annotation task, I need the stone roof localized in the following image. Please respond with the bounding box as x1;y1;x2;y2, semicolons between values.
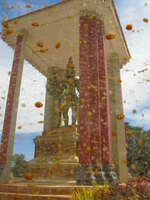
1;0;130;76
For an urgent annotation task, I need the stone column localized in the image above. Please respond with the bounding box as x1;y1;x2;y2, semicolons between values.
0;31;27;182
44;68;64;133
44;83;59;132
108;53;128;182
77;15;115;184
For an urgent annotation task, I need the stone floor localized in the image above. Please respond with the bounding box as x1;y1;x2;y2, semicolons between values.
0;182;75;200
0;181;102;200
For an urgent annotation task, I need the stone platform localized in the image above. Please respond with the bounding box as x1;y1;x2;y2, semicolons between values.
0;182;106;200
0;183;73;200
26;127;79;182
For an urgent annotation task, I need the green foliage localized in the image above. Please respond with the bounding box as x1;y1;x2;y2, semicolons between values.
11;154;27;177
72;184;145;200
72;185;110;200
125;122;150;176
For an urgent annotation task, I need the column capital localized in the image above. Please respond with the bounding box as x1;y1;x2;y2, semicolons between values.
80;10;104;21
16;29;28;40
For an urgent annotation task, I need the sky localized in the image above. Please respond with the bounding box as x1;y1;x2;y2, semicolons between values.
0;0;150;136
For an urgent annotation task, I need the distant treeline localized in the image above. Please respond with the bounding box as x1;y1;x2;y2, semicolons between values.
125;122;150;176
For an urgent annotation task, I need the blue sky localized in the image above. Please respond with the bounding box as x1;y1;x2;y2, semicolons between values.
0;0;60;23
1;0;150;159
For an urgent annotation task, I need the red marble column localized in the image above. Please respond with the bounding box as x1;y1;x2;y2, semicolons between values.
97;21;112;166
78;16;112;167
0;35;24;168
88;17;102;165
78;16;91;164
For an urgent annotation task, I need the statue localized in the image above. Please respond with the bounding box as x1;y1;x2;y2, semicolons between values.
47;58;79;127
59;57;79;126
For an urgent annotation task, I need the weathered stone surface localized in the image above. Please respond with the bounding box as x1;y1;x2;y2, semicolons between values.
27;127;79;181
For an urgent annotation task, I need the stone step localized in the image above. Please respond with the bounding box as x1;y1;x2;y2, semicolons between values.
0;192;72;200
0;184;74;195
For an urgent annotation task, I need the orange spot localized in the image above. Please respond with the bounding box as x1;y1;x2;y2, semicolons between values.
143;18;149;23
59;104;65;111
8;71;11;76
36;41;44;48
13;20;17;25
26;4;31;8
71;124;76;130
39;48;48;53
116;113;125;120
67;16;72;20
138;139;143;146
2;21;9;28
83;143;87;148
17;126;22;130
105;32;115;40
131;164;136;170
67;79;73;85
32;22;39;27
14;195;22;200
86;146;91;153
55;42;61;49
132;109;136;114
35;101;43;108
24;172;33;180
112;131;117;137
6;29;13;35
123;159;127;164
89;16;94;20
126;24;133;31
118;79;122;84
68;63;73;68
55;163;61;172
87;111;92;117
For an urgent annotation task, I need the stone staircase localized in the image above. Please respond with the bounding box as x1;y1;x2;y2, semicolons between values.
0;183;74;200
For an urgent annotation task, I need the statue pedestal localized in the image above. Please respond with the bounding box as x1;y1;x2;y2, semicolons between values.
27;127;79;183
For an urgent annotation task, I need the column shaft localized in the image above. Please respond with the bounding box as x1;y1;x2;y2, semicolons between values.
97;22;112;166
0;33;26;181
88;17;102;164
78;16;112;166
78;16;91;164
108;53;128;182
44;87;59;132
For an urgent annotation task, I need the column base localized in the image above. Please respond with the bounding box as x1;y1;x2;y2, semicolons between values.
76;164;96;185
0;164;10;183
94;165;106;184
103;165;118;184
0;165;4;176
76;164;118;185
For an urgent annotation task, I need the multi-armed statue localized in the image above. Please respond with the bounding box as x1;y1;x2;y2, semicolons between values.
47;57;79;127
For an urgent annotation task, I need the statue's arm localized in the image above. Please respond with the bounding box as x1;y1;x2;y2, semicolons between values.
75;79;80;93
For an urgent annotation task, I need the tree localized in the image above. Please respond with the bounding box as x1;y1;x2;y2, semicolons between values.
125;123;150;177
11;154;27;177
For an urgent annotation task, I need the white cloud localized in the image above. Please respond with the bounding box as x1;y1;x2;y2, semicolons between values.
114;0;150;129
0;39;46;133
1;0;150;133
